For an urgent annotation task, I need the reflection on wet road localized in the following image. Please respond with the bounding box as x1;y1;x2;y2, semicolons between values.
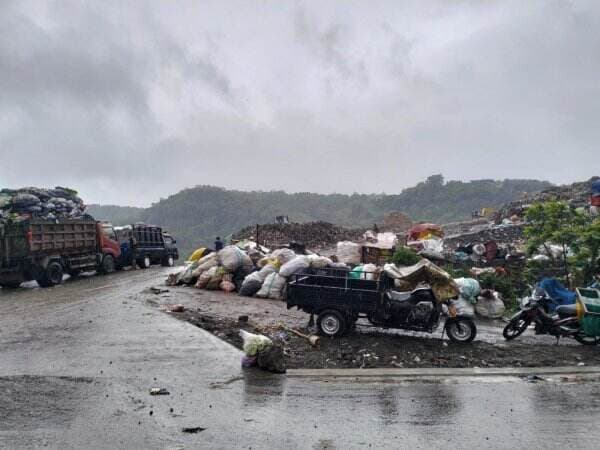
2;269;600;449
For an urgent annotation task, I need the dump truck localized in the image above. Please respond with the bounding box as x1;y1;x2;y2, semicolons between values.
114;223;179;268
0;218;121;288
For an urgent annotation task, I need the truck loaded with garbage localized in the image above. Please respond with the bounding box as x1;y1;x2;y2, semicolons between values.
0;187;178;288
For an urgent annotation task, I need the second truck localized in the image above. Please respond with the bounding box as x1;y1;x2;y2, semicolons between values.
0;218;178;288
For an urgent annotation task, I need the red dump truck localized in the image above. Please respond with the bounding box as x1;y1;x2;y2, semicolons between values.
0;218;121;288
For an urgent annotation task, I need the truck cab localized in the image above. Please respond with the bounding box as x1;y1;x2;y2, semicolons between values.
97;222;121;273
114;223;179;269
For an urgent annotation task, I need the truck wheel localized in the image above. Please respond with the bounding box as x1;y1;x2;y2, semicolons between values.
317;310;347;338
100;255;116;274
138;256;151;269
162;255;174;267
37;262;63;288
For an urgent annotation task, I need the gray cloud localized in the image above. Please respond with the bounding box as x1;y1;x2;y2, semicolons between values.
0;0;599;206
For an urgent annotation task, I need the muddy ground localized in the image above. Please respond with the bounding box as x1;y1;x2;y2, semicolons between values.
139;285;600;370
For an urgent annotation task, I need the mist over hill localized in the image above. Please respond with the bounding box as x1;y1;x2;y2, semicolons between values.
87;175;552;258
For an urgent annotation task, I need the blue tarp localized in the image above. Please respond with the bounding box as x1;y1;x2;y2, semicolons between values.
538;278;576;312
592;180;600;196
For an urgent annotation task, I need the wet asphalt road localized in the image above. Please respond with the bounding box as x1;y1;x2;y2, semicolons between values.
2;269;600;449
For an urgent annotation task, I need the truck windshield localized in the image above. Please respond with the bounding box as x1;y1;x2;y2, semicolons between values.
102;226;117;241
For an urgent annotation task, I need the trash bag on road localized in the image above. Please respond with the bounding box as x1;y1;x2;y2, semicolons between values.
240;330;272;356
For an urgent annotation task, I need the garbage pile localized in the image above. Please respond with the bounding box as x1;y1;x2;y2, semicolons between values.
383;260;506;319
166;243;346;300
496;176;600;222
0;186;86;222
233;221;365;252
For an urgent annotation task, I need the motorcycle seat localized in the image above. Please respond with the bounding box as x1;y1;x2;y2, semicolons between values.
555;304;577;318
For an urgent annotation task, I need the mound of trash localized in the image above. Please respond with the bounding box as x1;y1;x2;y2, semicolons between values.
496;176;600;222
167;242;347;301
233;221;365;252
0;186;87;222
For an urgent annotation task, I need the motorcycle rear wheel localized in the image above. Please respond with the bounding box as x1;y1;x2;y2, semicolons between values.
503;314;530;341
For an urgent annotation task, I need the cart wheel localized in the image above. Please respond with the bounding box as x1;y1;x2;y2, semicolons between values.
317;310;346;337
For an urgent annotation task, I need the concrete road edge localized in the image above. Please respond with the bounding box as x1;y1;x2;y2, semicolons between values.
287;365;600;379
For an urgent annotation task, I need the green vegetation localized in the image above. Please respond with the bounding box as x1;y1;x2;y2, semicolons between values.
392;246;421;267
88;175;551;258
524;200;600;286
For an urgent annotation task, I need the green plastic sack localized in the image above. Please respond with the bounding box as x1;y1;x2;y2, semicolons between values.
348;265;364;280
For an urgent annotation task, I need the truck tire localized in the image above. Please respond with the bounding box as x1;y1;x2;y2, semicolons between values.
137;256;151;269
37;261;64;288
162;255;174;267
317;309;347;338
100;255;116;274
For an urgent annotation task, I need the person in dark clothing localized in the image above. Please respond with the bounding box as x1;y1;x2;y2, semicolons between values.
215;236;224;251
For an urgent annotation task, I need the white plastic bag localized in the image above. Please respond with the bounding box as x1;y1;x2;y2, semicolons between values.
218;246;253;272
279;256;310;277
269;248;296;265
362;263;378;280
240;330;272;356
451;298;475;317
256;273;287;299
307;254;332;269
475;292;506;318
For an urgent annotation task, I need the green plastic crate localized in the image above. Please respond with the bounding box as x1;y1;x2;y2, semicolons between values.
576;288;600;337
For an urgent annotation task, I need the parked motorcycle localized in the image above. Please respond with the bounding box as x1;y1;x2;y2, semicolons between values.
367;288;478;344
503;286;599;345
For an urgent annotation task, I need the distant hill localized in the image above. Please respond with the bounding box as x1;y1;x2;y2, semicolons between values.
86;204;144;225
87;175;552;258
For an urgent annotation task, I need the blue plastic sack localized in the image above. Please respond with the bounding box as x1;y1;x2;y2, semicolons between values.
538;278;576;312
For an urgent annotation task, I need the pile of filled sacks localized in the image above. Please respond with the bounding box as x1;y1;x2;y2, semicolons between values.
167;245;255;293
166;243;340;299
0;186;87;222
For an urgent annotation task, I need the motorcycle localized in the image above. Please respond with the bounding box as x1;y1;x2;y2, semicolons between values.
503;286;599;345
367;288;478;344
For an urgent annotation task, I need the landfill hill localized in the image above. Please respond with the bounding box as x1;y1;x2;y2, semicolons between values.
233;221;366;252
87;175;552;258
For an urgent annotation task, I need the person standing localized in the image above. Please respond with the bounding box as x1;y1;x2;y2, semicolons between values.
214;236;224;251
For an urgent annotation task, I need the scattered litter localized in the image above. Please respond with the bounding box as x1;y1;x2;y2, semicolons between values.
149;387;170;395
167;304;185;313
182;427;206;434
150;287;170;295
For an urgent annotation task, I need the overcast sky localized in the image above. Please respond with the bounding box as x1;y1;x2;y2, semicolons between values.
1;1;599;206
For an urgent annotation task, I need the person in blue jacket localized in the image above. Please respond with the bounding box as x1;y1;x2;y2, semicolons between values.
214;236;224;251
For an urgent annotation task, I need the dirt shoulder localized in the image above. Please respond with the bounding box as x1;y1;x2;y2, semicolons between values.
138;286;600;370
